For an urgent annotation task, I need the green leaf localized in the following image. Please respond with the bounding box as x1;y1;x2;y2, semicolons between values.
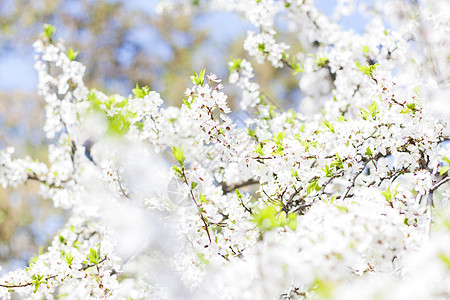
251;204;296;232
191;70;198;85
172;165;183;178
28;254;39;266
355;61;379;77
400;107;411;114
440;157;450;175
191;182;198;190
322;164;332;177
359;101;379;120
252;205;277;231
315;56;329;67
43;24;55;38
183;99;191;108
306;179;320;195
255;143;264;156
368;101;378;114
199;69;205;81
407;103;416;110
73;240;81;249
132;83;150;98
278;211;286;224
31;274;46;293
300;139;310;152
287;213;298;231
106;111;133;136
331;153;344;170
440;166;450;176
59;234;66;245
196;252;209;265
381;184;399;203
257;43;266;52
404;217;409;226
198;193;208;204
64;252;74;265
312;278;336;299
442;157;450;165
88;247;100;265
321;120;335;133
66;48;79;61
248;128;256;138
191;69;206;85
228;58;242;72
87;89;102;108
171;146;185;165
271;132;286;155
336;205;349;213
290;57;304;75
439;253;450;269
337;114;346;122
276;131;286;142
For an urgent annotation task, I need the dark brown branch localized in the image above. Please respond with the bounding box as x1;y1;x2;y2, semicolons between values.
222;178;258;194
27;173;60;189
425;191;433;236
262;189;279;205
319;173;341;196
282;187;303;213
181;168;212;243
81;257;108;271
340;160;370;201
431;176;450;192
290;203;312;214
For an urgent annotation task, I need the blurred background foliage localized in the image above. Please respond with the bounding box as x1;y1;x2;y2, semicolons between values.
0;0;304;273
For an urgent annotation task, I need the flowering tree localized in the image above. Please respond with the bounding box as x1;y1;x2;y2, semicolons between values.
1;0;449;299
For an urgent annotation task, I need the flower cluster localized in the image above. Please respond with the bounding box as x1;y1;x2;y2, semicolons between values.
0;1;449;299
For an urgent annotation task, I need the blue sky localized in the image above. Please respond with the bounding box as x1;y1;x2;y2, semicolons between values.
0;1;370;93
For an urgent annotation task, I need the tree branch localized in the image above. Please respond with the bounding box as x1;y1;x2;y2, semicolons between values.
431;176;450;192
425;191;433;237
181;169;212;243
0;257;108;289
222;178;258;194
339;161;369;201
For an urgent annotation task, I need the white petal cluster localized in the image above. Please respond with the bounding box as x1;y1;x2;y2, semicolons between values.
1;0;450;299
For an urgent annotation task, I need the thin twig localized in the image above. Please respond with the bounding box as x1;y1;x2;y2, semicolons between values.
222;178;258;194
424;175;450;237
425;191;433;237
262;189;280;205
339;161;369;201
431;176;450;192
27;173;65;189
291;203;312;214
116;171;131;199
181;169;212;243
283;187;303;213
0;257;108;289
188;187;212;243
335;193;354;199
